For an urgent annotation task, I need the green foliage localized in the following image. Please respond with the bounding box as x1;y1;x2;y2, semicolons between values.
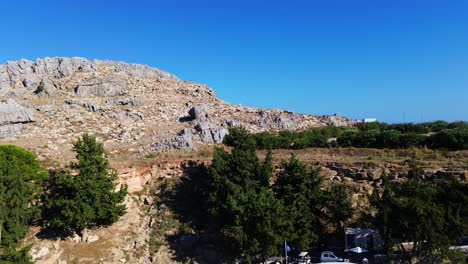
34;84;45;95
371;168;468;262
427;128;468;150
0;146;47;250
43;134;127;234
0;246;33;264
325;184;354;231
0;146;46;260
206;128;358;258
445;249;467;264
211;128;286;258
243;121;468;150
274;155;325;249
145;153;157;159
241;126;347;150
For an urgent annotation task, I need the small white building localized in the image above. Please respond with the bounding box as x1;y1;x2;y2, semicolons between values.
362;118;377;123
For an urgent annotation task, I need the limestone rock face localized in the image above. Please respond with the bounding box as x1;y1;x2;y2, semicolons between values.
75;76;126;97
252;110;298;130
0;57;178;94
0;99;35;125
0;99;35;137
143;135;194;153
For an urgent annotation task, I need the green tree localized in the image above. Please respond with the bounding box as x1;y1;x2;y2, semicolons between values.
370;171;395;255
210;127;286;259
326;183;354;232
371;167;467;262
274;155;325;249
43;134;127;235
0;145;46;260
0;246;33;264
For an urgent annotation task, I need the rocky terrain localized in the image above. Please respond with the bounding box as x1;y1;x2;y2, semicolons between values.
0;57;357;263
3;58;466;264
0;57;355;164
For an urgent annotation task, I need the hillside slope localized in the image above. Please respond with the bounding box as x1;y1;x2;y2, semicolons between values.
0;57;355;164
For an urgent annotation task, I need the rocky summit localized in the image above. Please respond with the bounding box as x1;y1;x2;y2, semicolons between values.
0;57;355;162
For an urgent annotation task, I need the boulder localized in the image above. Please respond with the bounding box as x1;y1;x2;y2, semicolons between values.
74;76;126;97
65;100;102;113
31;246;49;260
180;128;193;137
200;130;214;143
188;105;209;121
105;97;141;106
194;121;211;132
71;233;82;243
35;80;56;97
212;128;229;143
86;234;100;243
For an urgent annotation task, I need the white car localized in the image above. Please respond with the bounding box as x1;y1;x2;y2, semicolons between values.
320;251;344;262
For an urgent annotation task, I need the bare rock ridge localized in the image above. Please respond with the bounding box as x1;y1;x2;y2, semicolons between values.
0;57;355;158
0;57;176;93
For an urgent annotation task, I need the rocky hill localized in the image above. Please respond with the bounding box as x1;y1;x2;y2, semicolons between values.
1;58;465;264
0;57;355;163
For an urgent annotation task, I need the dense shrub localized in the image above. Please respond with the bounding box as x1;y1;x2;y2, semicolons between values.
243;121;468;150
427;129;468;150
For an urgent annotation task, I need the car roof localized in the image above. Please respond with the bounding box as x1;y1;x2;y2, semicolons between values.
322;251;334;254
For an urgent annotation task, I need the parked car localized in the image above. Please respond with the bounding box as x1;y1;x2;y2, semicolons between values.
320;251;344;262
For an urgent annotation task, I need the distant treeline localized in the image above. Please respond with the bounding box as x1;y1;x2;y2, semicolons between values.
244;121;468;150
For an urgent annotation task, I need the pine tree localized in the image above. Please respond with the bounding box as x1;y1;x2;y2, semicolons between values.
371;167;468;262
43;134;127;234
274;154;326;249
0;145;47;259
326;183;354;232
208;127;285;259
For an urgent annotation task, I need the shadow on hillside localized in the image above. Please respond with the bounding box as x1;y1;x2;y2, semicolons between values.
154;161;227;264
35;226;72;241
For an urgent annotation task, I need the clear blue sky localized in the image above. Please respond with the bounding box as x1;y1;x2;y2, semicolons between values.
1;0;467;123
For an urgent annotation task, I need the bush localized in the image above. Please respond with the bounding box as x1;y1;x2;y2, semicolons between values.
228;122;468;150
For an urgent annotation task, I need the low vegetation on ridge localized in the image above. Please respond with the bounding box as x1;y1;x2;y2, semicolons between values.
245;120;468;150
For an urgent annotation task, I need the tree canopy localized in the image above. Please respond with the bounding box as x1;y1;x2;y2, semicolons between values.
209;128;286;258
0;145;46;262
43;134;127;235
371;165;468;263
